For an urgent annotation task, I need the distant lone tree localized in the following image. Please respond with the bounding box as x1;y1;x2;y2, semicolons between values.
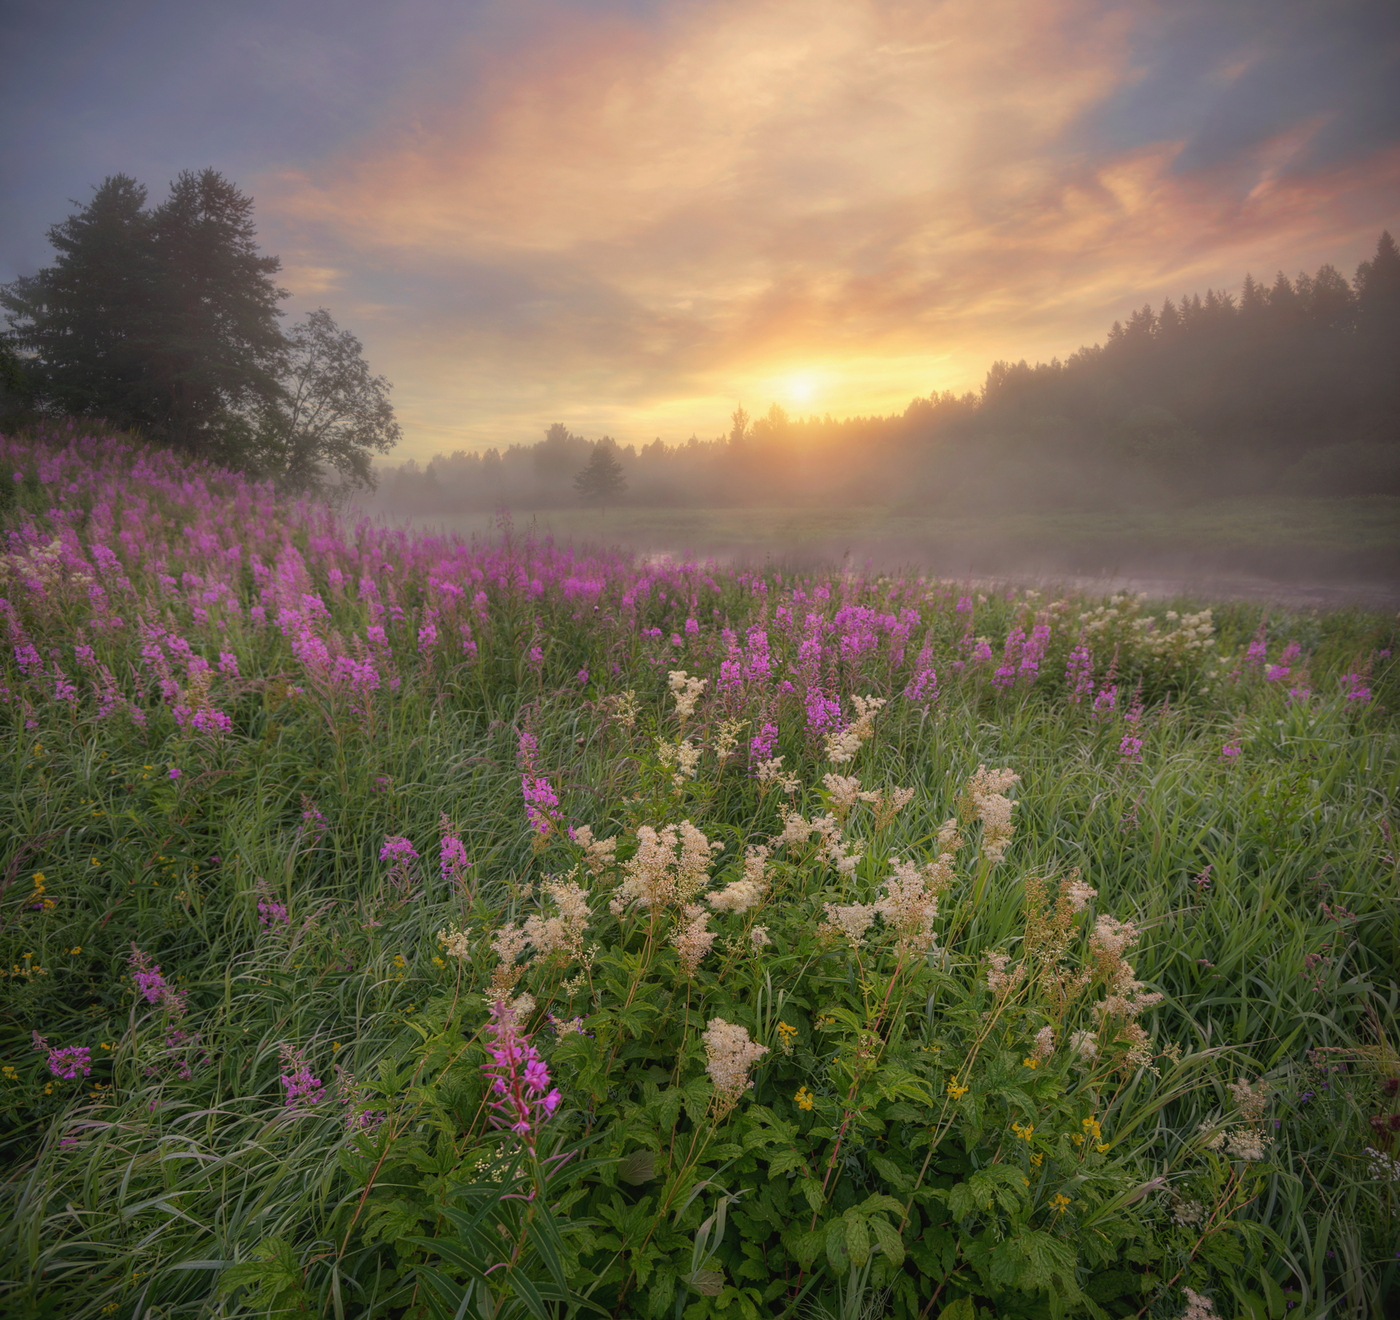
573;440;627;511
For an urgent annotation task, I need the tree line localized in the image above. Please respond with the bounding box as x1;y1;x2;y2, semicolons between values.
1;171;400;490
377;231;1400;514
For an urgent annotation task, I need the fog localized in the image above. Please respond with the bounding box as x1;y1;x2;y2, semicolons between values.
363;233;1400;608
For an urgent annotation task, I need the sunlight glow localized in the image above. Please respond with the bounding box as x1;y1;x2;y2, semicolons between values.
786;374;816;406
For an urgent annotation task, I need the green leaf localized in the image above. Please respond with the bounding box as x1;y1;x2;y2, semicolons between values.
868;1214;905;1267
766;1148;806;1178
798;1178;825;1212
825;1219;849;1274
618;1149;657;1184
685;1269;726;1296
937;1299;976;1320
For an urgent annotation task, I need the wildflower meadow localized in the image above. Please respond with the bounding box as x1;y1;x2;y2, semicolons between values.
1;426;1397;1320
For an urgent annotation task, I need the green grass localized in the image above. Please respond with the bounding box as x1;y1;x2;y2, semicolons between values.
2;433;1398;1319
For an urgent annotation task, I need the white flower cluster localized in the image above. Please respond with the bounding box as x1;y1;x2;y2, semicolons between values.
823;695;886;765
522;875;591;961
820;901;877;948
1077;597;1215;671
772;808;863;875
707;845;770;914
1031;1025;1055;1059
1181;1287;1221;1320
436;922;473;960
1228;1077;1270;1123
985;950;1026;995
712;718;746;762
570;824;618;874
657;737;702;787
1171;1198;1207;1228
488;921;530;997
822;773;863;812
702;1017;768;1117
755;756;801;793
872;855;950;957
605;689;639;730
670;903;717;978
611;820;722;914
1363;1146;1400;1181
1064;876;1098;913
667;670;707;721
964;765;1020;864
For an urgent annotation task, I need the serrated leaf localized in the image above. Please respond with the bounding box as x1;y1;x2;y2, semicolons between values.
798;1178;825;1211
617;1150;657;1184
871;1218;906;1268
766;1148;806;1178
685;1269;725;1296
938;1300;975;1320
825;1219;849;1273
844;1211;871;1269
788;1228;825;1267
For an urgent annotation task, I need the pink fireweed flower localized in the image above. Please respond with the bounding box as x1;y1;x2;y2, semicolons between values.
750;721;779;763
128;945;186;1016
1119;734;1143;762
1245;621;1268;669
379;835;419;865
1221;742;1241;762
257;897;290;931
522;775;560;835
168;767;181;780
1065;643;1094;704
279;1048;325;1110
481;1000;561;1147
1341;672;1372;704
439;819;472;890
32;1032;92;1079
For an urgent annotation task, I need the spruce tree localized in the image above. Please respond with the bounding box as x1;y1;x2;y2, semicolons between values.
0;175;156;426
573;441;627;512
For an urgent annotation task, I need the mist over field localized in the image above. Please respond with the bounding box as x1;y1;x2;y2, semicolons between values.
361;232;1400;607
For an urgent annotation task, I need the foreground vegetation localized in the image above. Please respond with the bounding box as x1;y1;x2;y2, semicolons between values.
1;427;1397;1320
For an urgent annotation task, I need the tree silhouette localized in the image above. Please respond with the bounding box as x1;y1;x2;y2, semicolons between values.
573;441;627;511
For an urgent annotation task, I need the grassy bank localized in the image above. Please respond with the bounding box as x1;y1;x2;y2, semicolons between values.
2;428;1398;1319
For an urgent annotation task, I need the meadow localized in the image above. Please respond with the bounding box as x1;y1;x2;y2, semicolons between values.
1;426;1398;1320
375;498;1400;606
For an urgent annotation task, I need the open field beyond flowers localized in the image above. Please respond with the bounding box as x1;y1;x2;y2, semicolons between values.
2;427;1398;1320
377;498;1400;605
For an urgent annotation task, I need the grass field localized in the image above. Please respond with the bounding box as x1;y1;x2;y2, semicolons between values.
378;497;1400;605
3;429;1399;1320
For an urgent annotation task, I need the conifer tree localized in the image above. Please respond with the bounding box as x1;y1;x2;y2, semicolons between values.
573;441;627;511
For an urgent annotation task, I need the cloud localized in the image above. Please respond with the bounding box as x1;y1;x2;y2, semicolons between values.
7;0;1396;457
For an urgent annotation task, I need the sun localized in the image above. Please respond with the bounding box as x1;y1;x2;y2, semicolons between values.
787;373;816;406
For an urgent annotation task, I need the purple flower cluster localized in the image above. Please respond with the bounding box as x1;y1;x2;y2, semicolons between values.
379;835;419;865
280;1058;326;1110
440;816;472;890
257;897;290;931
482;1000;561;1147
128;945;186;1016
32;1032;92;1079
522;775;560;834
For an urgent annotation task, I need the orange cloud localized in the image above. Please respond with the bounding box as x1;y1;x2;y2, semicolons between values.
254;0;1400;458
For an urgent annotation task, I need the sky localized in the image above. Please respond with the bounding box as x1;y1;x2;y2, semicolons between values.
3;0;1398;462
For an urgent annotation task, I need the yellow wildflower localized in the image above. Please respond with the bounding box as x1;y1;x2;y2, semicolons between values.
795;1086;815;1111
